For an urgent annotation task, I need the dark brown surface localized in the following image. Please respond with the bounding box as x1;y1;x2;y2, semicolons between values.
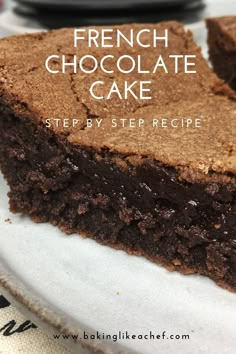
207;16;236;90
0;22;235;291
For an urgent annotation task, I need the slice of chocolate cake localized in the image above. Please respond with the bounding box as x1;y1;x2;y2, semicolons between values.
0;22;235;291
207;16;236;90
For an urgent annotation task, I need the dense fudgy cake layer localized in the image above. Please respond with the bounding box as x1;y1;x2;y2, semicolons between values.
207;16;236;90
0;22;235;291
0;100;235;291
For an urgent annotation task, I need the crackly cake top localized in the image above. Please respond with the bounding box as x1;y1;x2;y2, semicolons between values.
0;22;235;178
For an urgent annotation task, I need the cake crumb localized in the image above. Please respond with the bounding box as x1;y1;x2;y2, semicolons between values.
172;259;181;266
5;218;12;224
214;224;221;229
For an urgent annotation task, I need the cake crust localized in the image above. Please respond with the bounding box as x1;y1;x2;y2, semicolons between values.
0;23;235;176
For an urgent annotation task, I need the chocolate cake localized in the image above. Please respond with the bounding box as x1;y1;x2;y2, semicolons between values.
207;16;236;90
0;22;235;291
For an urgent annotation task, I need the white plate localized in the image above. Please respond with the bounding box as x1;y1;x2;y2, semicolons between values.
0;22;235;354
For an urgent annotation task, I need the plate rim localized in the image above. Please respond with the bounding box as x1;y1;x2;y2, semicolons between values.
0;260;130;354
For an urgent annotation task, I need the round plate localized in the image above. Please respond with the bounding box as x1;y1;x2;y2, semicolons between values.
0;22;235;354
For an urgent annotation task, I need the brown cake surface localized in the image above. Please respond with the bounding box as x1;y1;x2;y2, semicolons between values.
0;22;235;291
207;16;236;90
